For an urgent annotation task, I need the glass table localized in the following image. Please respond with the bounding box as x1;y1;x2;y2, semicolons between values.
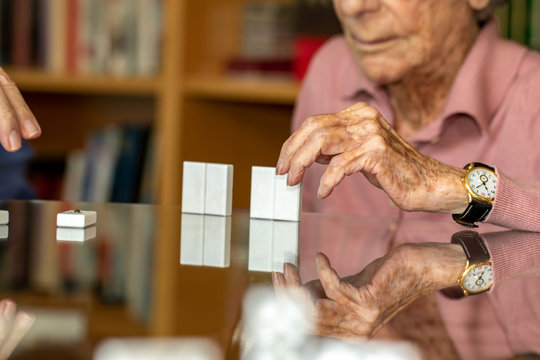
0;200;538;359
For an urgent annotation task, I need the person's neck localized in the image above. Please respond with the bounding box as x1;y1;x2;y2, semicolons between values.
387;26;479;139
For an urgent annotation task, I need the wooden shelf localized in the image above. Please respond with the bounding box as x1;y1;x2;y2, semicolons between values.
184;75;300;105
6;68;162;96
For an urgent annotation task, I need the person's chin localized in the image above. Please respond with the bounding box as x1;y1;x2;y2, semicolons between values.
357;57;407;85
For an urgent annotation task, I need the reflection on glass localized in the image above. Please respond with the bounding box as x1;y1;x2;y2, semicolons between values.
0;225;7;239
180;214;231;268
248;219;299;272
56;225;97;242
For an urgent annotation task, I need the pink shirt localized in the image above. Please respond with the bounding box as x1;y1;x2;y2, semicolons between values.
294;21;540;358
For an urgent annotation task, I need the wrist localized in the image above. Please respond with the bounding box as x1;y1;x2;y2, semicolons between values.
438;167;469;214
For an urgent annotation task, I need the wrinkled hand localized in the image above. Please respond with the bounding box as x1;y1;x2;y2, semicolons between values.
0;299;34;359
0;67;41;152
272;243;465;339
276;102;467;213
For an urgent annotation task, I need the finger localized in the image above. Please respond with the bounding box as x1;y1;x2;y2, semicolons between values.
0;86;21;152
272;271;286;289
2;84;40;140
0;311;34;359
283;262;302;288
0;300;15;343
316;253;360;309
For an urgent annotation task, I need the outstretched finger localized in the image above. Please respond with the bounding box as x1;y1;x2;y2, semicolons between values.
0;300;15;344
2;84;40;140
0;311;34;359
316;253;361;310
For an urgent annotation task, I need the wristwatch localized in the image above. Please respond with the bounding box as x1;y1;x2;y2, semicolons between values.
452;162;497;228
451;231;493;296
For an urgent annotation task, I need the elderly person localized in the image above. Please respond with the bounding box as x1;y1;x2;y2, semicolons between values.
274;0;540;358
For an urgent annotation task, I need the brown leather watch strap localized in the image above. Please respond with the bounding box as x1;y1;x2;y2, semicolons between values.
451;231;490;263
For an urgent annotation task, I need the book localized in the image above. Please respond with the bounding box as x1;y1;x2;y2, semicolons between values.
509;0;528;45
529;0;540;50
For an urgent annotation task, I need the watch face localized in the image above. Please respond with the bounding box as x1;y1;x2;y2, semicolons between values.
467;168;497;200
463;264;493;293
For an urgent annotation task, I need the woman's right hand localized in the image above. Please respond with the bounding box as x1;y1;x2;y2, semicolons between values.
0;67;41;152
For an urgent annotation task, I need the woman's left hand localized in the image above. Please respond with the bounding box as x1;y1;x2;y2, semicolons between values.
276;102;468;214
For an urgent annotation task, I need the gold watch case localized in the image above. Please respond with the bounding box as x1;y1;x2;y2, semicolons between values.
463;164;497;204
457;259;493;296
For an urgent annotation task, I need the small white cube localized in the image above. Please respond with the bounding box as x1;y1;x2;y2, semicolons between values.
0;225;7;239
203;215;231;268
180;213;205;266
250;166;276;220
205;163;233;216
0;210;8;225
248;219;274;272
56;225;97;242
57;210;97;228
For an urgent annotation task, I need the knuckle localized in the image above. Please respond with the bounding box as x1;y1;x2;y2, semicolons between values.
361;105;380;119
367;134;388;151
0;109;16;125
304;115;322;129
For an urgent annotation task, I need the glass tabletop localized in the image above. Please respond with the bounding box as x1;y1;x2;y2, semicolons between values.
0;200;538;359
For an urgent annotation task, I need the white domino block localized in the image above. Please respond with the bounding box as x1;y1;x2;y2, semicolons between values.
57;210;97;228
182;162;207;214
273;175;302;221
0;210;8;225
203;215;231;268
180;213;205;266
250;167;276;219
248;219;274;272
205;163;233;216
0;225;7;239
57;225;97;242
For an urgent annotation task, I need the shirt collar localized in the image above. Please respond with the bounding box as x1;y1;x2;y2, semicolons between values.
338;20;529;135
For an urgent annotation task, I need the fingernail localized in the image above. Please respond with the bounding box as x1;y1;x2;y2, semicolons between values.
2;300;15;321
272;272;278;285
24;119;40;137
8;130;20;151
16;312;34;329
276;161;283;174
317;185;323;199
284;264;289;279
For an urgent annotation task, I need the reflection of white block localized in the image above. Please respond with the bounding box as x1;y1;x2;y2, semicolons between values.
274;175;302;221
56;225;97;242
248;219;299;272
57;210;97;228
0;210;8;225
0;225;7;239
248;219;273;272
250;167;276;220
272;221;299;271
203;216;231;268
182;162;207;214
205;163;233;216
180;214;205;266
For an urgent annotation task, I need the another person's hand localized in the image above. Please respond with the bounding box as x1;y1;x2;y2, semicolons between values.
276;102;467;214
0;67;41;152
272;244;465;339
0;299;34;359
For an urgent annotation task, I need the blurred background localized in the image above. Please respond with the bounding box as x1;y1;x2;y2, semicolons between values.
0;0;537;208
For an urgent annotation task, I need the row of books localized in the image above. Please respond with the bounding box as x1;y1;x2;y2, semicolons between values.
496;0;540;50
0;0;162;76
62;123;155;203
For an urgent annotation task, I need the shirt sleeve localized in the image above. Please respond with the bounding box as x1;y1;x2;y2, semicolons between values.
485;169;540;231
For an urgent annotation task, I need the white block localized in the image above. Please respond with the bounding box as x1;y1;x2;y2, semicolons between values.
56;210;97;228
181;162;207;214
0;210;8;225
250;167;276;219
273;174;302;221
0;225;7;239
272;221;299;271
205;163;233;216
248;219;274;272
56;225;97;242
180;213;205;266
203;215;231;268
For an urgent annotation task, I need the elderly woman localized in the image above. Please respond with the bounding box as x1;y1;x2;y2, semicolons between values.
274;0;540;358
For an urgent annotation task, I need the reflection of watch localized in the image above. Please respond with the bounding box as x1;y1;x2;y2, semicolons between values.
452;162;497;228
451;231;493;296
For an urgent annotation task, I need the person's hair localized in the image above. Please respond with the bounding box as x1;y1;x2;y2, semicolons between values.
476;0;510;23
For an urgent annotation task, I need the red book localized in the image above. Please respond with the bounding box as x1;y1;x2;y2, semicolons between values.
66;0;80;74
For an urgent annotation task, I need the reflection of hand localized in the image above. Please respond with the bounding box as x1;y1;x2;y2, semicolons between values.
275;102;468;214
0;67;41;152
273;243;465;339
0;299;35;359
